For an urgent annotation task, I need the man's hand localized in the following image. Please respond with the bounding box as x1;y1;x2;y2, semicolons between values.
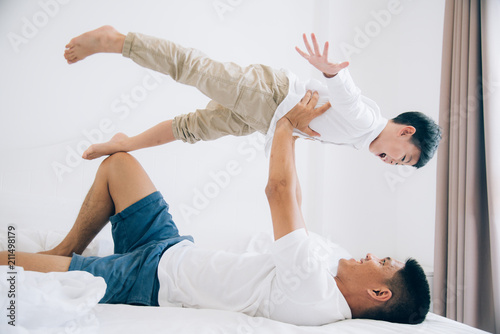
295;33;349;78
282;90;331;137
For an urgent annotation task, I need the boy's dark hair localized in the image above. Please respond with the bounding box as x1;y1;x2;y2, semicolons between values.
391;112;442;169
361;258;431;324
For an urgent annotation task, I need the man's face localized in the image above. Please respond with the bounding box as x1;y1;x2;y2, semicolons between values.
337;253;405;288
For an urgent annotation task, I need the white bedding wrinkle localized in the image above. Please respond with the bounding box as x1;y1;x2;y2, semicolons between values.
0;265;106;334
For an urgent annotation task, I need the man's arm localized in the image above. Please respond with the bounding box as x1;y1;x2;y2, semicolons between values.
265;117;302;241
265;91;330;240
291;136;302;209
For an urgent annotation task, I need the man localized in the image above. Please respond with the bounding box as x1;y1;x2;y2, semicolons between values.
0;92;430;325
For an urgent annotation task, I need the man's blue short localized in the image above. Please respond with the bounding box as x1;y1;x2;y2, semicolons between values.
68;191;193;306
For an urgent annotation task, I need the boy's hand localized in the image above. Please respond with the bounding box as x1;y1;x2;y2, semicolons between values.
295;33;349;78
281;90;331;137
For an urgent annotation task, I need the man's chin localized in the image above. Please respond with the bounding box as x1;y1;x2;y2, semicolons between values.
338;258;350;269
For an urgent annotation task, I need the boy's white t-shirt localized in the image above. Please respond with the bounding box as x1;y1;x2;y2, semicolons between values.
157;228;352;326
265;68;388;155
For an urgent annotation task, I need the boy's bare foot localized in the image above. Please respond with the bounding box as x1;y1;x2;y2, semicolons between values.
83;133;129;160
64;25;125;64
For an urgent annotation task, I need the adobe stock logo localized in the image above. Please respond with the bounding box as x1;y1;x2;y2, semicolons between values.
212;0;244;21
7;0;72;53
339;0;403;59
178;133;264;224
51;70;165;182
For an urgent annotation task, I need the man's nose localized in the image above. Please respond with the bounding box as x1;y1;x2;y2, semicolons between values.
366;253;376;261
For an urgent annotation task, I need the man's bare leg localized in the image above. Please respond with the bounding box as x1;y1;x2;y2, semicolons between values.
0;251;72;272
41;152;157;258
39;156;117;256
3;153;157;272
64;25;125;64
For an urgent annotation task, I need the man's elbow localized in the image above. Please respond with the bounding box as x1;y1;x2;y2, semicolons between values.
265;179;290;199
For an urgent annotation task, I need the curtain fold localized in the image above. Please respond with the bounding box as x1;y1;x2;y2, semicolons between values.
434;0;499;333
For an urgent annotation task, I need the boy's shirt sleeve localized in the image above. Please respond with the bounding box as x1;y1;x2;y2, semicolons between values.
324;68;379;130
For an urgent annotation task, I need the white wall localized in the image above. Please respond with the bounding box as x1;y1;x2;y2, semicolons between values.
0;0;444;268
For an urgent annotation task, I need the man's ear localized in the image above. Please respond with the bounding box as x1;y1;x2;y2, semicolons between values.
399;126;416;137
367;288;392;302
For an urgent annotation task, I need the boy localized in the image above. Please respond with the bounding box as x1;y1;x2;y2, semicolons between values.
64;26;441;167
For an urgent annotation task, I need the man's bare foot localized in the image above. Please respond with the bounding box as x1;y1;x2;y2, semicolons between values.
83;133;129;160
64;25;125;64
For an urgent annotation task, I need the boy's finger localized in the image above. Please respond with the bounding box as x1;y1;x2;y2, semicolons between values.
311;33;321;55
338;61;349;69
303;33;314;55
295;46;309;59
323;42;329;59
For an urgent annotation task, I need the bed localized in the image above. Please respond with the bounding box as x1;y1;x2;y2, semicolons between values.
0;229;490;334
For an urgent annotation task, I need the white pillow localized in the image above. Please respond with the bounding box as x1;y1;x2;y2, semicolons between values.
0;228;114;256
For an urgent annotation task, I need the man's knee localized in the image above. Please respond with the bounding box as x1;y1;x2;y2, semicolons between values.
101;152;137;171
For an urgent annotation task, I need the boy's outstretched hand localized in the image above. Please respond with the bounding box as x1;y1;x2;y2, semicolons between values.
295;33;349;78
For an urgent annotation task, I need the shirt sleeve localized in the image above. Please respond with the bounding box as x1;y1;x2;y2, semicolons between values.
271;229;335;302
325;69;379;130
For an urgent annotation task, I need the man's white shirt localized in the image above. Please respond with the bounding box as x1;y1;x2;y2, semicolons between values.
157;228;352;326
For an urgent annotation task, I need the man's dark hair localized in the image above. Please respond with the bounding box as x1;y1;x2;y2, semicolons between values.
361;258;431;324
391;112;442;169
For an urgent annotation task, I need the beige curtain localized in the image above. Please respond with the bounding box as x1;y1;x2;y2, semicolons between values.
434;0;500;333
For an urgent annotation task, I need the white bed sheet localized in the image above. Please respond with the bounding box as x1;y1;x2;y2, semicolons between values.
94;304;488;334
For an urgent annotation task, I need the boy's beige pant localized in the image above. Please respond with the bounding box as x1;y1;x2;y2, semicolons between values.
122;32;290;144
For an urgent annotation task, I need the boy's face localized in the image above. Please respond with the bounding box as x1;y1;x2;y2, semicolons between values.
369;125;421;166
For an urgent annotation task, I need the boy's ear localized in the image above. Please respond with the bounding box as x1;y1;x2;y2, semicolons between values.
367;287;392;302
398;125;416;137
